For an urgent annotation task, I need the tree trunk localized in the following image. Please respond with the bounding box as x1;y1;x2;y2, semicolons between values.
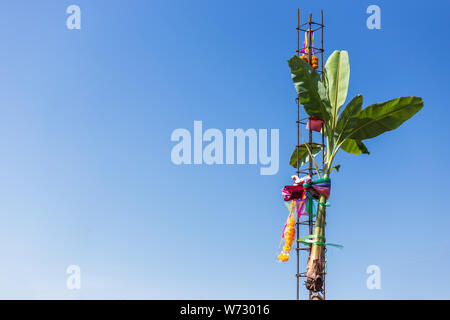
305;193;327;292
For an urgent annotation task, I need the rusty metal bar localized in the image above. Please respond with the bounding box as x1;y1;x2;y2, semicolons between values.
295;8;301;301
293;9;326;301
307;13;313;301
321;10;326;301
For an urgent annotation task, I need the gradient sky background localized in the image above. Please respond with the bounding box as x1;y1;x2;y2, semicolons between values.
0;0;448;299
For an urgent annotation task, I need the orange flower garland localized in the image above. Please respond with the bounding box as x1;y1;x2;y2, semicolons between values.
278;201;297;262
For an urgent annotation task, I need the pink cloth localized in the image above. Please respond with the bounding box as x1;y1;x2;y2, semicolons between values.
281;185;305;201
308;117;323;132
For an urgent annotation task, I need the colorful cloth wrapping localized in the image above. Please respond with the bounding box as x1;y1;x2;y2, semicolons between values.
279;177;341;254
281;185;305;201
303;178;331;199
281;178;331;217
282;178;331;201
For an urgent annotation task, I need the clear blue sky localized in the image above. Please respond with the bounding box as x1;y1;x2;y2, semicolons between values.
0;0;448;299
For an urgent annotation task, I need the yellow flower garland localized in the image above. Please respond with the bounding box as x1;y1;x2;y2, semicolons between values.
278;201;297;262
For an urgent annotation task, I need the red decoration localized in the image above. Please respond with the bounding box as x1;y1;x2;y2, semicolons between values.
282;185;305;201
309;117;323;132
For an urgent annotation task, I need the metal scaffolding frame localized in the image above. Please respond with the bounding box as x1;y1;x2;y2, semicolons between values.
294;9;327;300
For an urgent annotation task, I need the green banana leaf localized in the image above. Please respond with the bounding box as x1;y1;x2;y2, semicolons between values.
345;96;424;140
288;56;331;123
289;143;322;169
336;94;363;135
341;139;370;155
324;50;350;122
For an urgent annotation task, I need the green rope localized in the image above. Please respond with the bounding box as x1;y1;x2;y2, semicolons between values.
298;235;343;249
312;177;331;184
318;202;330;207
303;177;331;189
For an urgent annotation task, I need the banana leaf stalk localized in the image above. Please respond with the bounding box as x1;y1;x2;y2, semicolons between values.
305;193;327;292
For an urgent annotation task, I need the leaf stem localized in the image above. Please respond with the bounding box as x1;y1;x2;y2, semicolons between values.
302;138;322;179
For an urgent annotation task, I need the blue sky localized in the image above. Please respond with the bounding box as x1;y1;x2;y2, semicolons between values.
0;0;448;299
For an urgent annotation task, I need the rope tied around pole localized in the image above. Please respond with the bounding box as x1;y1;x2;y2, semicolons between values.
298;235;343;249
